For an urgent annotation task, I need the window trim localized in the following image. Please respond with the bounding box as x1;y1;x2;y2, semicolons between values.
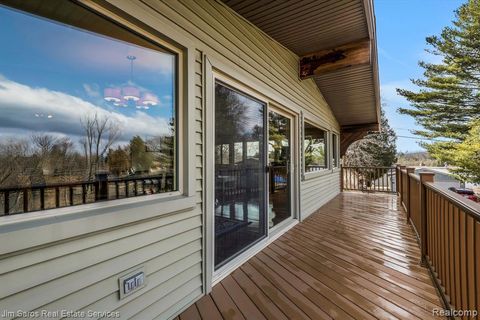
331;132;340;169
302;119;330;177
0;193;196;254
0;0;192;225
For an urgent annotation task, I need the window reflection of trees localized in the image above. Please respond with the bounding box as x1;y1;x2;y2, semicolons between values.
214;83;266;269
304;122;328;172
269;112;289;165
0;112;176;214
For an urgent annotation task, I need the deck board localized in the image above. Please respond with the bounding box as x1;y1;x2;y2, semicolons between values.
180;192;444;319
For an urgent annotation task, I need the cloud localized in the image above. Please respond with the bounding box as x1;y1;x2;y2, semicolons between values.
83;83;101;98
0;77;171;147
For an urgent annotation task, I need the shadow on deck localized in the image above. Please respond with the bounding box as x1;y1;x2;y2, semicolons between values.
179;192;444;320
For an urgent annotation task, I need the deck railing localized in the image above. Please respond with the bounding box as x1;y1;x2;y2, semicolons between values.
397;165;480;316
341;166;396;193
1;173;174;215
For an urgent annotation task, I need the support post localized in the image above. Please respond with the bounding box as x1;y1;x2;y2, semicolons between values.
406;167;415;220
340;166;344;192
399;165;406;206
419;172;434;265
396;165;401;199
395;164;401;195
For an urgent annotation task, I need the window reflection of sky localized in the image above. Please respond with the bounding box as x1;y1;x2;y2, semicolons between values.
0;6;175;148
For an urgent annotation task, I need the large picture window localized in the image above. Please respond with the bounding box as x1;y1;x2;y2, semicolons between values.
304;122;328;173
0;3;177;215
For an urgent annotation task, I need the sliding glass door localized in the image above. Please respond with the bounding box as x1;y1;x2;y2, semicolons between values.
268;110;292;228
214;82;266;269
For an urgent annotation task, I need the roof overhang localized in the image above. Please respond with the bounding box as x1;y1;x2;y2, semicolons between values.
223;0;381;154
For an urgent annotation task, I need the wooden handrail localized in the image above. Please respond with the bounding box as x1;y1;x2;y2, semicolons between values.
342;166;395;169
409;172;420;182
0;174;167;193
397;164;480;316
424;182;480;221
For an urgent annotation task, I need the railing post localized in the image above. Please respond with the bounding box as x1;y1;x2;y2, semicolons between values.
55;187;60;208
69;186;74;206
4;190;9;215
395;164;400;194
340;166;344;192
419;172;434;265
23;188;28;213
95;171;109;201
166;173;174;191
406;167;415;221
39;186;45;211
399;165;406;205
397;165;401;199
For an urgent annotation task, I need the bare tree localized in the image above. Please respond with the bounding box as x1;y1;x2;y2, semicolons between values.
80;114;121;180
0;139;33;213
0;139;31;187
31;134;55;156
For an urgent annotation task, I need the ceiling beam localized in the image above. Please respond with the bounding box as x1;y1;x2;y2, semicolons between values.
299;39;371;79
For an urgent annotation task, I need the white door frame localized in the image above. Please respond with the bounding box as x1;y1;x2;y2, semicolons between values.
203;56;300;292
267;104;299;236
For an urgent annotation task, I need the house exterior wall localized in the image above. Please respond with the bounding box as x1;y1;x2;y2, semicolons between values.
301;170;341;219
0;0;341;319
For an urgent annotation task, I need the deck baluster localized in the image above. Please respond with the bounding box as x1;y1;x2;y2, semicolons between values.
23;188;28;213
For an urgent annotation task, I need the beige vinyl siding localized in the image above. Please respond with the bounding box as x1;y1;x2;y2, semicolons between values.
0;211;203;320
301;171;341;219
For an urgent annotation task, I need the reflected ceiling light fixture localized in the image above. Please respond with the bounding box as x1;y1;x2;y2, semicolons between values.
34;113;54;119
122;85;140;102
103;55;158;109
141;92;159;107
104;87;121;103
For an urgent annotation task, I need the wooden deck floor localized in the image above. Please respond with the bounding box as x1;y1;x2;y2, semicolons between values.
179;192;445;320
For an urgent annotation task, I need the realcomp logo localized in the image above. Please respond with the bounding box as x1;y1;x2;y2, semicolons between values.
433;308;478;318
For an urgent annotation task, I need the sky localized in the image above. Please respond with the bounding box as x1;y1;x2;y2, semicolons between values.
0;5;175;151
375;0;464;153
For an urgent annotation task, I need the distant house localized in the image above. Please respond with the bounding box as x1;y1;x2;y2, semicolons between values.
415;167;477;189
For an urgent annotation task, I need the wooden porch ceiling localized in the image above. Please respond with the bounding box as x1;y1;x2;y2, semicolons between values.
178;192;444;320
222;0;381;133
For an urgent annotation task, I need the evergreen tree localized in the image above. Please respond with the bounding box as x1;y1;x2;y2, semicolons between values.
269;112;289;164
107;147;130;176
130;136;153;174
396;0;480;174
449;120;480;183
344;108;397;168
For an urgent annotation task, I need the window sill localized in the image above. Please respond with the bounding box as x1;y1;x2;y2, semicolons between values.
0;193;196;255
303;169;331;181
